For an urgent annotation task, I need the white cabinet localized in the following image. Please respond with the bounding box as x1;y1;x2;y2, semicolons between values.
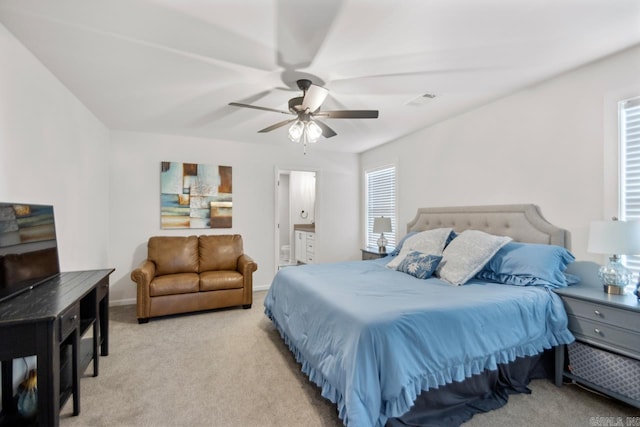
295;230;315;264
305;232;314;264
295;231;304;262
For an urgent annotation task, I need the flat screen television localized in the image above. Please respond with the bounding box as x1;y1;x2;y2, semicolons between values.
0;202;60;303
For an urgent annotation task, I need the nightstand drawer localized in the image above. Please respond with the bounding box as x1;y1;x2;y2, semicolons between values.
567;314;640;357
562;297;640;330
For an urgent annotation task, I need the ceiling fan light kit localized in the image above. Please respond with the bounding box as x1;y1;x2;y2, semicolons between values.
229;79;378;154
288;120;323;154
288;120;322;143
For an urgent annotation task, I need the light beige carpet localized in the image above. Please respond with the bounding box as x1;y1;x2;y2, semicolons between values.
60;291;638;427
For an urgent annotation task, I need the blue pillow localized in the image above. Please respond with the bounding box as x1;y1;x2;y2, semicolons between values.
445;230;457;247
476;242;575;288
396;251;442;280
565;273;580;285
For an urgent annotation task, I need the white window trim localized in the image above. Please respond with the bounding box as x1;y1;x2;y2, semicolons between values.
618;95;640;272
364;164;397;251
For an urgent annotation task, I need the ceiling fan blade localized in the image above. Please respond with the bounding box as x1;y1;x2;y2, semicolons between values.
313;120;337;138
276;0;342;71
258;118;297;133
228;102;292;115
316;110;379;119
301;84;329;112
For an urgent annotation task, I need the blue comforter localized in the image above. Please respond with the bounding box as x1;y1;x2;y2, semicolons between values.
264;258;574;427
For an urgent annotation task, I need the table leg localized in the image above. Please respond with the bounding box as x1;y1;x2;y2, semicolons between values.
36;322;60;427
71;328;80;416
1;360;14;417
92;319;99;377
99;290;109;357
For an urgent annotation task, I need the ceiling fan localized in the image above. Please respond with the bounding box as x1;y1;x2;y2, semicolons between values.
228;79;378;147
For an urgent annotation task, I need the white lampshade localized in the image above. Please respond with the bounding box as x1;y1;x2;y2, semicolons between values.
587;219;640;255
373;217;392;233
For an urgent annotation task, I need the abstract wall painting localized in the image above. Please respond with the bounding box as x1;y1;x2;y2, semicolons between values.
160;162;232;229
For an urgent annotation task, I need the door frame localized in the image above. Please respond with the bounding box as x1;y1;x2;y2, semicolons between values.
274;167;319;273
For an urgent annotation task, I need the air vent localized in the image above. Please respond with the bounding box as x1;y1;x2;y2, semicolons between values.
406;93;437;106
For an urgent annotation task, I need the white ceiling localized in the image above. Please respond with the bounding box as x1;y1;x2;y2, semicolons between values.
1;0;640;153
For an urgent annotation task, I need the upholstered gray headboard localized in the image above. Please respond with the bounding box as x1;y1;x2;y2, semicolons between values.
406;204;570;249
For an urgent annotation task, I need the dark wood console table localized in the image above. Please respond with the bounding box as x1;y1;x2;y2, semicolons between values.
0;269;114;427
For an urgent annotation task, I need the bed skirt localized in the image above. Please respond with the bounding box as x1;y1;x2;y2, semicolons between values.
386;350;553;427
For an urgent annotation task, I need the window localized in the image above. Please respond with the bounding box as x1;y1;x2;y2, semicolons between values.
365;165;396;250
619;96;640;271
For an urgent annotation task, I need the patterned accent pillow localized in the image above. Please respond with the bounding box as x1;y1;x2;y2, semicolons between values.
386;227;453;270
436;230;512;286
396;251;442;279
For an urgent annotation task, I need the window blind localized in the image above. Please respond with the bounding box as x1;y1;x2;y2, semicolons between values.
365;166;396;249
619;96;640;271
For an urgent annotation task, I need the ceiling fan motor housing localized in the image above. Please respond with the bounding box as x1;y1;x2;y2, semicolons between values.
288;96;303;113
296;79;312;92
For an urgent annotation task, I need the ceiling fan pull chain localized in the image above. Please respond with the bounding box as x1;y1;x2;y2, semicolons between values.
303;132;308;155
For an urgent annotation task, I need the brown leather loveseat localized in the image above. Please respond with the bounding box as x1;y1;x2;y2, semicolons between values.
130;234;257;323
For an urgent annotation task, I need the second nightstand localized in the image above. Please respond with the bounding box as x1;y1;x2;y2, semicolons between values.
554;262;640;409
361;248;388;260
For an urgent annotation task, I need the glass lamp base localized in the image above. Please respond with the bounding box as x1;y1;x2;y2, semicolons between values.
377;233;388;253
598;257;631;294
602;284;625;295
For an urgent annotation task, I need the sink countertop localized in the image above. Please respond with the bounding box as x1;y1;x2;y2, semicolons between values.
294;224;315;232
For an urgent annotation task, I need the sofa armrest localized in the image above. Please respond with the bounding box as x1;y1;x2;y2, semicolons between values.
237;254;257;307
237;254;257;275
131;260;156;320
131;260;156;285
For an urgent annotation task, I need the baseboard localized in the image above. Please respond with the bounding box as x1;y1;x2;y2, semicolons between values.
110;298;136;306
109;287;271;306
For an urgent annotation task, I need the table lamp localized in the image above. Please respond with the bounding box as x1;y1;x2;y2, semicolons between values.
587;218;640;294
373;216;392;253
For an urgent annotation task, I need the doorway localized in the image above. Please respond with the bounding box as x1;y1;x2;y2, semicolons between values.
275;169;317;271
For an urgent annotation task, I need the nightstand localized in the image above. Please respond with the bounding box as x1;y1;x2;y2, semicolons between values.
361;248;388;260
554;264;640;409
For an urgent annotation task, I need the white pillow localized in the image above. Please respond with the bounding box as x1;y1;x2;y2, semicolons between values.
386;227;453;270
436;230;512;286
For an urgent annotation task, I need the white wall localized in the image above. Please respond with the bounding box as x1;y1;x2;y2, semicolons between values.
361;44;640;263
0;23;111;271
0;22;110;404
290;171;316;225
108;131;359;303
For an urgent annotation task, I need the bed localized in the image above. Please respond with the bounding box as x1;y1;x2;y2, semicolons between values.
264;204;576;427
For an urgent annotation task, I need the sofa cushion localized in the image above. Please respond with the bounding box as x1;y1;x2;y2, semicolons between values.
200;270;244;291
199;235;243;272
149;273;199;296
148;236;199;275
